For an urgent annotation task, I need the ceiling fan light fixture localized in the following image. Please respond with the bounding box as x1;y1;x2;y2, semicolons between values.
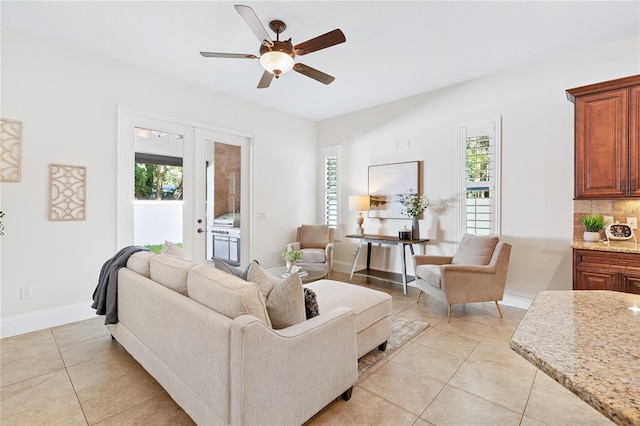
259;50;294;77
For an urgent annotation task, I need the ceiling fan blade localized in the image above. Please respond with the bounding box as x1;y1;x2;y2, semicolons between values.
293;63;335;85
234;5;273;46
294;29;346;55
200;52;258;59
257;70;274;89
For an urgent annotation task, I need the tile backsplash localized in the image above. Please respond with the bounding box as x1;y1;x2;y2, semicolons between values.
574;199;640;241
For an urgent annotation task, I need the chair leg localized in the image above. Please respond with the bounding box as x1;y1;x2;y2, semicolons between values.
416;290;423;303
448;304;452;323
495;301;504;319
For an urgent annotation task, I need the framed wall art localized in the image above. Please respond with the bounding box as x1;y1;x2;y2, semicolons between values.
1;118;23;182
49;164;86;221
368;161;421;219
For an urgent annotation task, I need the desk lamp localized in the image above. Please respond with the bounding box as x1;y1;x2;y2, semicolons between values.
349;195;370;236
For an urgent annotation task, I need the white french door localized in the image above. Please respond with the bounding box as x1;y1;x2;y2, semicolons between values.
194;129;251;264
117;108;252;264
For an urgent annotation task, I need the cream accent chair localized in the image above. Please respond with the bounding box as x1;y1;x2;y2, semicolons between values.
287;225;335;275
411;234;512;322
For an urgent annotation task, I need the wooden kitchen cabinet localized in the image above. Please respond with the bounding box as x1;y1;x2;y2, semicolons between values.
567;75;640;199
573;249;640;294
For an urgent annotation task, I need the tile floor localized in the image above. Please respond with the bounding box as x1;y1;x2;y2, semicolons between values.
1;272;613;425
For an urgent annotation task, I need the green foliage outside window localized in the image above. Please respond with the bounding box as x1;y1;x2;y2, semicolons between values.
466;136;490;183
134;163;184;200
466;136;491;200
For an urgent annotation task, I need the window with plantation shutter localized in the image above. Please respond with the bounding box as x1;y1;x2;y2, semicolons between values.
321;145;341;238
458;118;501;237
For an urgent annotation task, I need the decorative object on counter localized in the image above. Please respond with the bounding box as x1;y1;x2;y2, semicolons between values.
400;192;429;240
282;248;303;271
348;194;370;235
581;213;604;242
398;226;411;240
49;164;86;221
605;221;637;244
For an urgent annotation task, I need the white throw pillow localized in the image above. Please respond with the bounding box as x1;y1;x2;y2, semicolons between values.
161;240;191;260
266;273;306;329
248;262;306;329
247;261;280;298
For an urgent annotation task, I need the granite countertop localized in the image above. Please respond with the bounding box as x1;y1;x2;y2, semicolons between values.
510;290;640;425
572;240;640;254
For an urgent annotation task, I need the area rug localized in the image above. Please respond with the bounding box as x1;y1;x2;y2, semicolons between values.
358;316;429;377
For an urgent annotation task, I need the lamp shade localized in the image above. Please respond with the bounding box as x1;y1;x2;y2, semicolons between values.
349;195;370;211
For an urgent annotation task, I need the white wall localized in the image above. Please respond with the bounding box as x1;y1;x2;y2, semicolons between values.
318;37;640;299
0;27;317;329
133;201;183;246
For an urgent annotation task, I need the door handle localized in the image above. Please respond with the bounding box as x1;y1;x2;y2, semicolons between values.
197;228;204;233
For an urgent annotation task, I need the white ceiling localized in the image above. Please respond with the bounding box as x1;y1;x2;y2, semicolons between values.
2;1;639;121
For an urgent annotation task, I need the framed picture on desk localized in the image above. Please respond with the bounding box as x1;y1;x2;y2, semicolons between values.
368;161;421;219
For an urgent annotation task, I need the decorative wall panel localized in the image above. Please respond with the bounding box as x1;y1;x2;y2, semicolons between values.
49;164;86;221
1;118;23;182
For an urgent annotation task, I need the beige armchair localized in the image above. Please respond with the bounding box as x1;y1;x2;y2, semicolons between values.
287;225;335;274
411;234;512;322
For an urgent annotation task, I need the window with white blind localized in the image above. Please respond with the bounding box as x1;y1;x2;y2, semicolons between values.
321;145;341;238
458;118;501;237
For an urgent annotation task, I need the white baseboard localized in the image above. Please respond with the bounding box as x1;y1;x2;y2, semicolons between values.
1;301;96;338
502;291;534;310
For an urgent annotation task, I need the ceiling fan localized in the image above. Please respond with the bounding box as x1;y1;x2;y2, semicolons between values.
200;5;346;88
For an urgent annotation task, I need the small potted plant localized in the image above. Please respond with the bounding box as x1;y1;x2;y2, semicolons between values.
582;213;605;242
282;248;303;271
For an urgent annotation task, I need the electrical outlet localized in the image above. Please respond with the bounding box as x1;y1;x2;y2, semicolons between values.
20;287;32;300
604;215;614;226
627;216;638;229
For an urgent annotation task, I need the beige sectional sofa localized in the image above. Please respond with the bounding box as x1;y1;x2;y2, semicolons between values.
107;252;391;425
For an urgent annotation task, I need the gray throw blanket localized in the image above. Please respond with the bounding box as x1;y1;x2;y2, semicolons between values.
92;246;148;324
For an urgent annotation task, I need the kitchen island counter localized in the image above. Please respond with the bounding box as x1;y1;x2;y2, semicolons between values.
510;290;640;425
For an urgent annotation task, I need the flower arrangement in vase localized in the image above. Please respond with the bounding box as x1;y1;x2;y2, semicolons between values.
400;192;429;239
282;248;303;271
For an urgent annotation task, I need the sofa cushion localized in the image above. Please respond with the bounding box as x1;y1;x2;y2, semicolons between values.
247;261;280;298
305;280;391;333
187;264;271;326
452;234;499;265
300;248;326;264
161;240;191;260
149;254;197;295
415;264;443;289
126;250;155;277
300;225;329;249
266;273;306;329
